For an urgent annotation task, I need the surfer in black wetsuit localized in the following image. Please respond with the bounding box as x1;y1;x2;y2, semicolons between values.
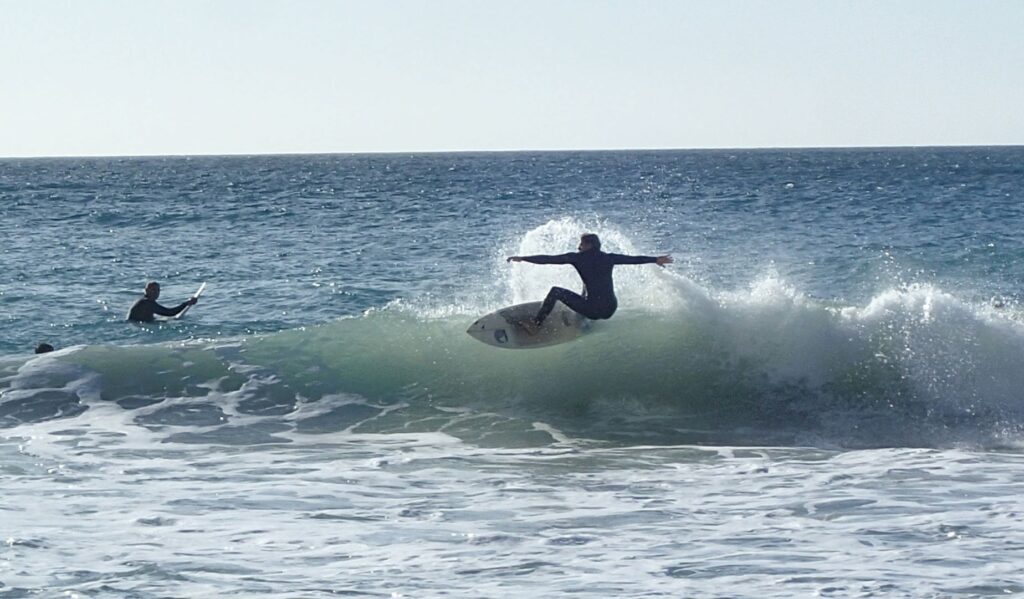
507;233;672;328
126;281;198;322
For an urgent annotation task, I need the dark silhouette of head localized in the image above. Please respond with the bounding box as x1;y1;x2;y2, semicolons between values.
579;233;601;252
35;343;54;354
144;281;161;300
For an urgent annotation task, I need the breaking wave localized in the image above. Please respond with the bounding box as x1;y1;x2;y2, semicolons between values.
4;218;1024;449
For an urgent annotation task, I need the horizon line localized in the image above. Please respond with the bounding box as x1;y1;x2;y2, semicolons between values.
2;142;1022;161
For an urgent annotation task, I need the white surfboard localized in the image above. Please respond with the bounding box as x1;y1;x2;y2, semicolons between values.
174;282;206;319
466;301;590;349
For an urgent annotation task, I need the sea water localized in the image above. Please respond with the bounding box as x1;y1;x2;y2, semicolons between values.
2;148;1024;597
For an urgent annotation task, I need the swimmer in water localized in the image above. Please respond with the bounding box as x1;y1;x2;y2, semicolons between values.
126;281;198;322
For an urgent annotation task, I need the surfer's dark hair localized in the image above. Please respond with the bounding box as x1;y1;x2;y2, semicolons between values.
580;233;601;250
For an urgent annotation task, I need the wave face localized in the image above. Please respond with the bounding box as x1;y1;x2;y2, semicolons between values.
4;218;1024;449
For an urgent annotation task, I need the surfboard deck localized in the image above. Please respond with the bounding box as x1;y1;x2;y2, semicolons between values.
174;282;206;319
466;301;590;349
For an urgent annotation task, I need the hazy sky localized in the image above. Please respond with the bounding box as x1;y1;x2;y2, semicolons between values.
2;1;1022;157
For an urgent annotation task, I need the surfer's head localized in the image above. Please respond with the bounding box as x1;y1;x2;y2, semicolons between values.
144;281;161;299
34;343;54;354
579;233;601;252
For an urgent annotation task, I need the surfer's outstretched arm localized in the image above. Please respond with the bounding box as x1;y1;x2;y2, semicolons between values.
608;254;674;267
507;253;576;265
127;298;192;322
153;298;197;317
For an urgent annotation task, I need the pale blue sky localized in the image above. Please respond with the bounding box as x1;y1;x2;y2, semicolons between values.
2;0;1022;157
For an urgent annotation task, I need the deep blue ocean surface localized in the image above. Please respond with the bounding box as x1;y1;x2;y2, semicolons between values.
2;147;1024;597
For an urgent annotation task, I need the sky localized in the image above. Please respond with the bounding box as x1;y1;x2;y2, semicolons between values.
1;0;1023;157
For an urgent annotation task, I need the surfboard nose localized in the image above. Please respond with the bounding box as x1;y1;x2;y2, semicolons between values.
466;318;509;345
466;318;485;334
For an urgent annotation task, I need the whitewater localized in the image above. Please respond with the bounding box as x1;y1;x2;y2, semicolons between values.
2;148;1024;597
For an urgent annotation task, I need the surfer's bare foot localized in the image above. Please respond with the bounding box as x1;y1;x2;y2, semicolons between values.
519;318;541;335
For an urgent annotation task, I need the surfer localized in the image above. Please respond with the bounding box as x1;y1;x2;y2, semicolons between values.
507;233;672;329
126;281;198;322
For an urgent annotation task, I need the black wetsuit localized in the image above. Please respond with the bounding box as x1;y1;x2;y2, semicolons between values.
126;297;190;322
520;249;659;323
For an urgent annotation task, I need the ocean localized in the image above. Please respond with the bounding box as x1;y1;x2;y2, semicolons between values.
2;147;1024;597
